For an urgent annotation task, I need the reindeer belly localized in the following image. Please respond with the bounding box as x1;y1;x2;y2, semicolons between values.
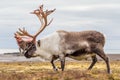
67;49;95;60
68;54;95;60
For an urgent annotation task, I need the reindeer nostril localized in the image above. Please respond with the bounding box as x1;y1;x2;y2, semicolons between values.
24;53;31;58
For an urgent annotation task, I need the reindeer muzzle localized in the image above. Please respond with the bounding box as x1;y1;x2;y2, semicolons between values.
23;43;36;58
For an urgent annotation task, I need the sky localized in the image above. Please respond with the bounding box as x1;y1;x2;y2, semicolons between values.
0;0;120;53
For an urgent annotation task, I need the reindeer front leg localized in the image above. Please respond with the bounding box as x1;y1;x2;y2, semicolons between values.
59;54;65;71
51;55;59;71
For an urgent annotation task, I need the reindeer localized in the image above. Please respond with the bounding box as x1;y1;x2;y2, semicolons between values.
14;5;111;74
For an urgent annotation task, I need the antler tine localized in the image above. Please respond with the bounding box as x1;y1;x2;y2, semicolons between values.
14;28;24;37
39;4;43;13
14;33;19;38
30;9;40;15
45;9;56;26
47;18;53;26
45;9;56;16
16;31;23;36
18;28;26;35
30;5;44;15
18;28;34;38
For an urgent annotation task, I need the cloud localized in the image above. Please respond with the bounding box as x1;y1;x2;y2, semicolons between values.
58;3;120;11
0;0;120;51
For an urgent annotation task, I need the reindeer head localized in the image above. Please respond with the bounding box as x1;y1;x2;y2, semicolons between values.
14;5;55;58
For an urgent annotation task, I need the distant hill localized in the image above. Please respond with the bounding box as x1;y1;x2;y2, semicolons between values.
0;52;119;62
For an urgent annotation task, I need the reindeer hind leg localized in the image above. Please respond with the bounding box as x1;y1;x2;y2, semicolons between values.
88;55;97;70
93;48;111;74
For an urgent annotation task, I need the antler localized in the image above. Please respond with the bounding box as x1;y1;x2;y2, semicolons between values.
30;5;56;39
15;5;55;41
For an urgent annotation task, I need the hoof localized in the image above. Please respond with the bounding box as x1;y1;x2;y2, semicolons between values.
53;68;58;71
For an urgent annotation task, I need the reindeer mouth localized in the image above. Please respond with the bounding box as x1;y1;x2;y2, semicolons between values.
24;43;36;58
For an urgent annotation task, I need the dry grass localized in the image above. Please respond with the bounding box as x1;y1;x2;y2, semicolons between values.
0;61;120;80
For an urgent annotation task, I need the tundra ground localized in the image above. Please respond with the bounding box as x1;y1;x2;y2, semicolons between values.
0;61;120;80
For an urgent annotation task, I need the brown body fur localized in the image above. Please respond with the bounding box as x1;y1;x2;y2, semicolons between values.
58;30;105;54
55;30;110;73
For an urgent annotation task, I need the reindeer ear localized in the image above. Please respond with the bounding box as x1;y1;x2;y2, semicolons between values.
21;36;33;42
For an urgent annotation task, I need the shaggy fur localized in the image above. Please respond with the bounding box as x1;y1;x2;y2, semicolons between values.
22;30;110;73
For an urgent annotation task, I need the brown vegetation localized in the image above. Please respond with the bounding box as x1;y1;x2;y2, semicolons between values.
0;61;120;80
